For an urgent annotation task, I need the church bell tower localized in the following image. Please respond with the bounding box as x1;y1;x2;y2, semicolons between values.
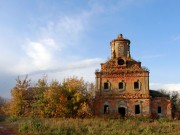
110;34;131;59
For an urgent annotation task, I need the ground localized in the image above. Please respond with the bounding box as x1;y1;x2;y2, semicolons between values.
0;122;17;135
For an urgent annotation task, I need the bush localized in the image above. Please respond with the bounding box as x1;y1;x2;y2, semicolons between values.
6;115;18;122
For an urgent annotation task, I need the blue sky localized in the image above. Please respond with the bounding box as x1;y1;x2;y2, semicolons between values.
1;0;180;98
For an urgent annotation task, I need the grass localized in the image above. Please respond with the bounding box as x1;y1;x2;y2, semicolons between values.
5;117;177;135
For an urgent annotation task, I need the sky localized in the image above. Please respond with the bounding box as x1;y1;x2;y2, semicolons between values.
1;0;180;98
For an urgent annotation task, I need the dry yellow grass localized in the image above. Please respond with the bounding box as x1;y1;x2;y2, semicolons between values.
14;117;180;135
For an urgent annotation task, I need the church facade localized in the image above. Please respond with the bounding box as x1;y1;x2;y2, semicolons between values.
94;34;171;118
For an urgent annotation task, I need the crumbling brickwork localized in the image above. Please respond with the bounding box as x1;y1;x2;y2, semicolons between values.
94;34;171;118
151;97;171;119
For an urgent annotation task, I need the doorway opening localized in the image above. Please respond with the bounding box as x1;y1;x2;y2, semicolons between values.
118;107;126;117
158;106;162;114
135;105;140;114
104;105;109;114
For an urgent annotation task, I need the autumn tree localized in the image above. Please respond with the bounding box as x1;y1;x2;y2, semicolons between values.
0;96;6;115
77;82;95;118
10;75;31;116
9;75;94;118
32;77;48;117
43;80;62;117
61;77;88;118
0;99;11;116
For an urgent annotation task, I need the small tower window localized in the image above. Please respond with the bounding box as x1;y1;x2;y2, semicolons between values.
135;105;140;114
104;82;109;89
158;106;162;114
118;58;125;65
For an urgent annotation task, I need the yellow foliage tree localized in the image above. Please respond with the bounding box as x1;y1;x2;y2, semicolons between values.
43;80;62;117
10;75;31;116
8;75;94;118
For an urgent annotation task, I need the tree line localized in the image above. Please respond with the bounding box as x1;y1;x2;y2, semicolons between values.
1;76;180;119
0;75;95;118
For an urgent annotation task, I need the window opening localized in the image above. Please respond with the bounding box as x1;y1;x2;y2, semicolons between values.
119;82;124;89
118;107;126;117
104;105;109;114
104;82;109;89
134;81;139;89
135;105;140;114
118;59;125;65
158;106;162;113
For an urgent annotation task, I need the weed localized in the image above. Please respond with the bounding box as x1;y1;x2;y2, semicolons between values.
12;117;180;134
6;115;18;122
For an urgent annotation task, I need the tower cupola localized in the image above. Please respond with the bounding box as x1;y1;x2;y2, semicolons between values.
110;34;131;59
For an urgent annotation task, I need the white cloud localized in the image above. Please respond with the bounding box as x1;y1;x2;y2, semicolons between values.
150;83;180;91
10;7;102;78
11;38;57;74
28;58;103;75
25;39;56;69
0;4;105;98
68;58;102;69
48;66;98;83
28;58;103;84
38;7;101;48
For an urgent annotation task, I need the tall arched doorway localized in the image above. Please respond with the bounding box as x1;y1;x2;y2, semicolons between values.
118;107;126;117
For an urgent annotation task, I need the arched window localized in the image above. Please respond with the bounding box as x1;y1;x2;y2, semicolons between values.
104;82;109;89
119;82;124;89
104;81;111;91
134;80;140;90
119;81;125;90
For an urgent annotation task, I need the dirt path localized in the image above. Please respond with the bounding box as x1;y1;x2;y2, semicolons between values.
0;122;17;135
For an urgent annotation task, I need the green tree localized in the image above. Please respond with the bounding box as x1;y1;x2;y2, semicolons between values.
83;82;95;117
61;77;87;118
171;91;179;119
32;77;48;117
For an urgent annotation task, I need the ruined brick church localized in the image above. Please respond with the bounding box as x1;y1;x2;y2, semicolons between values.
94;34;171;118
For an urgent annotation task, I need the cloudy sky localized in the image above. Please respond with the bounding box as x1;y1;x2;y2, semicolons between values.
1;0;180;98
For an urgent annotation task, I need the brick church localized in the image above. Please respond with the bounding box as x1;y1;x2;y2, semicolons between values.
94;34;171;118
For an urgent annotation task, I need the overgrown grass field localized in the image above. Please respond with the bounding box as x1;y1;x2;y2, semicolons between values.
6;117;180;135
